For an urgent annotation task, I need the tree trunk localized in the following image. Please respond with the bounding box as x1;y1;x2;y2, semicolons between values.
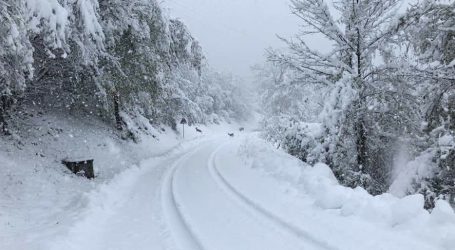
0;96;11;135
113;91;123;131
355;116;367;170
355;22;366;171
448;94;455;130
354;84;367;172
0;108;5;134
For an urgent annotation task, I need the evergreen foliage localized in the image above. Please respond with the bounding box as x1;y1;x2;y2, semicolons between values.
0;0;248;138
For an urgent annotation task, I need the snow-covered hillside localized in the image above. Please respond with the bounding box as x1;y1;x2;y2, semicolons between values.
0;110;249;249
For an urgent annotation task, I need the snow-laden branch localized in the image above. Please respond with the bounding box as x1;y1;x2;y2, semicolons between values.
291;0;354;50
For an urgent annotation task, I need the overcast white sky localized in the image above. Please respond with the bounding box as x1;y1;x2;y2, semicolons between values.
162;0;300;80
162;0;415;80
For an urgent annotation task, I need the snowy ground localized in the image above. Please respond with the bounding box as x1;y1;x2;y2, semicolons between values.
0;111;249;249
1;114;455;250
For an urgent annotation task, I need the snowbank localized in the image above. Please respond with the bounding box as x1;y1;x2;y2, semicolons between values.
238;133;304;185
237;135;455;250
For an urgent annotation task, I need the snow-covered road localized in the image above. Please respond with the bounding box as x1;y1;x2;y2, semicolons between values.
42;134;454;250
46;137;325;250
164;141;327;250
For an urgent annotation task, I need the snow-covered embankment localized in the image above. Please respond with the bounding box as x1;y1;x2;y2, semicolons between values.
216;134;455;250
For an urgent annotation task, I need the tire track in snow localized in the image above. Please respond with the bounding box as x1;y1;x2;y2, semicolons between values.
162;146;206;250
207;143;339;250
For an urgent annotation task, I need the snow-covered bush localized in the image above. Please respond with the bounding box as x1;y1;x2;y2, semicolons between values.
409;132;455;209
262;116;324;164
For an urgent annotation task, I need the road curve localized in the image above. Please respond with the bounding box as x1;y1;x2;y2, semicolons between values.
162;146;206;250
163;139;326;250
208;143;337;250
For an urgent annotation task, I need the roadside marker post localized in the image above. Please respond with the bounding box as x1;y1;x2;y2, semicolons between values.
180;118;187;139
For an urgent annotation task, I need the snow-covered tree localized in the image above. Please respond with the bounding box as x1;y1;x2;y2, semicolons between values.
0;0;248;138
397;0;455;207
265;0;421;193
0;0;105;132
0;1;32;133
